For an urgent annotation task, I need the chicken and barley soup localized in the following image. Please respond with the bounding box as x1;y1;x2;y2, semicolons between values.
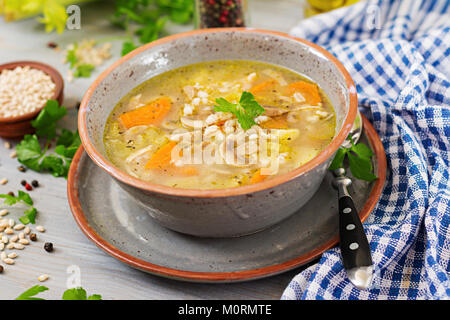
104;60;336;189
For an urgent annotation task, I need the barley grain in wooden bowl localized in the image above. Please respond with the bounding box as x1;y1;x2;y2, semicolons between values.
0;61;64;138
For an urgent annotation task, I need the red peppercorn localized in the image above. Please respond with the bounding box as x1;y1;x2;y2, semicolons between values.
226;0;233;6
219;16;228;23
208;0;215;5
25;183;32;191
222;10;229;16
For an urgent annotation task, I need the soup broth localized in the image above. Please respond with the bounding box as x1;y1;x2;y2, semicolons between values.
104;60;335;189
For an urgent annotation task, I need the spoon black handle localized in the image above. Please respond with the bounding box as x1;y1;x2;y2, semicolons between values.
338;195;373;270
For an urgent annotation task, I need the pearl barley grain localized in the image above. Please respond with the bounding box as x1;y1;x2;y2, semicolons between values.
13;243;24;250
13;224;25;231
0;66;55;118
7;252;17;259
38;274;49;282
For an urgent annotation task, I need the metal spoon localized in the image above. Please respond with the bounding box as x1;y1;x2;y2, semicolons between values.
332;110;373;289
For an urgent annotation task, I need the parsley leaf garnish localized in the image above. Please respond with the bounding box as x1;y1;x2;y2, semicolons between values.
15;285;49;300
66;43;78;68
73;64;95;78
0;191;37;225
15;286;102;300
31;99;67;139
329;136;377;181
0;190;33;207
62;288;102;300
19;207;37;225
112;0;194;56
121;40;138;56
16;100;81;178
214;91;265;130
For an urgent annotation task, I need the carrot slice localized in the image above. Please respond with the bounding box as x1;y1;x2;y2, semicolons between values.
145;141;198;176
249;80;276;95
287;81;322;105
250;169;269;184
145;141;177;169
261;116;289;129
119;97;171;129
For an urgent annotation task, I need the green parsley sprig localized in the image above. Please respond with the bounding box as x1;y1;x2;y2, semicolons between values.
112;0;194;56
329;136;377;182
213;91;266;130
15;285;102;300
16;100;81;178
0;191;37;224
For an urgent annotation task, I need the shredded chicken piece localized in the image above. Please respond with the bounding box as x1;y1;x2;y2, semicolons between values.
263;106;290;117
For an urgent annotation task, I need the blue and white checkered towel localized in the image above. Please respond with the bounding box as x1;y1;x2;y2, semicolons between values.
283;0;450;300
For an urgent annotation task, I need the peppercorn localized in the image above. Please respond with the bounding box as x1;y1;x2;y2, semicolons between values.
44;242;53;252
31;180;39;188
18;165;26;172
0;265;3;273
20;180;27;186
29;233;37;241
47;41;58;48
7;191;14;197
25;183;32;191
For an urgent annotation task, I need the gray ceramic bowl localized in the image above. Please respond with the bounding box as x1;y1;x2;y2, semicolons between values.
78;28;357;238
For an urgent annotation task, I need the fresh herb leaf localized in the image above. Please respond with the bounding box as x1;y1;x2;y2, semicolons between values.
15;100;81;178
329;137;377;182
350;142;373;160
121;40;138;56
16;135;45;171
329;148;347;171
66;44;78;68
136;16;168;44
62;288;87;300
0;191;37;225
31;99;67;139
17;190;34;206
62;287;102;300
56;128;78;147
112;0;194;54
347;153;377;181
41;155;68;177
73;64;95;78
16;285;102;300
15;285;49;300
19;207;37;225
0;190;33;207
213;91;265;130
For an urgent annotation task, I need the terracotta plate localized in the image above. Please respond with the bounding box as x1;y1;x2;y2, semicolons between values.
67;115;386;283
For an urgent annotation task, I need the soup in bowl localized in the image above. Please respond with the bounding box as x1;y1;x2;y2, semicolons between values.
79;29;357;237
104;60;336;189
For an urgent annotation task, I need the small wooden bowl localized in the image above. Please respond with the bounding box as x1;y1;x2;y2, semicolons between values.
0;61;64;139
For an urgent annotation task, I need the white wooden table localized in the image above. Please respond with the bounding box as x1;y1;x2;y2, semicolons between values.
0;0;309;300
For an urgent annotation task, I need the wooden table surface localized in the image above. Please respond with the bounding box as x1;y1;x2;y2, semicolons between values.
0;0;310;300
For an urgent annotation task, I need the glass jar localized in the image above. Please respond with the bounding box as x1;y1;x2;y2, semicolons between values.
195;0;248;29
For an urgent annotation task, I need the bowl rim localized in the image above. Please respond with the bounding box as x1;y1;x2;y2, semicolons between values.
0;61;64;124
78;28;358;198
